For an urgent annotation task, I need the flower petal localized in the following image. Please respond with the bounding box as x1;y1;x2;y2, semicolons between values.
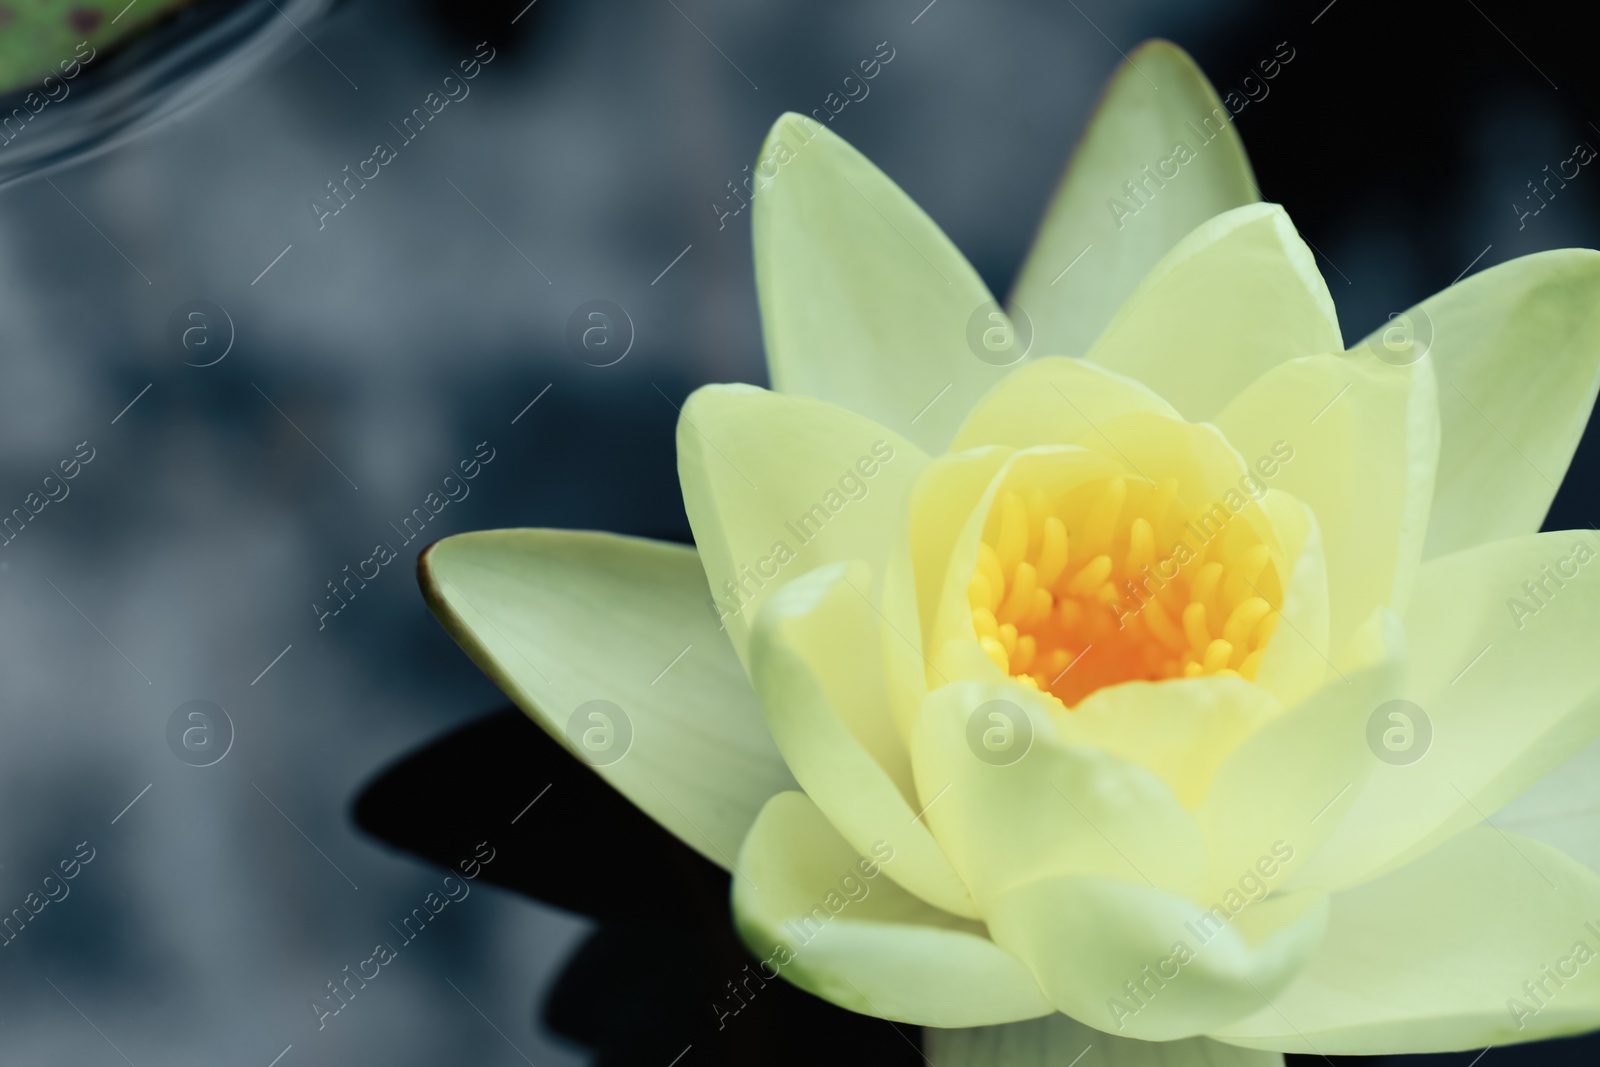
419;530;797;872
732;791;1054;1028
1193;616;1406;905
910;679;1206;906
750;560;979;918
1061;677;1282;809
1210;825;1600;1053
928;1014;1284;1067
949;356;1180;453
752;113;1007;451
676;383;925;667
1295;531;1600;890
910;444;1018;681
1215;349;1439;654
1363;249;1600;559
1008;40;1260;363
986;874;1328;1041
1084;203;1342;421
1497;736;1600;871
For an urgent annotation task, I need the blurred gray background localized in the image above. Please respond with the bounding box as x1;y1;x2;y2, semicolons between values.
3;0;1597;1063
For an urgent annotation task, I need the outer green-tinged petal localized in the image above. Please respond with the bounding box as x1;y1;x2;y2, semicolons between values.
911;680;1206;905
750;561;979;918
1296;531;1600;890
1371;249;1600;559
1200;620;1406;902
1212;825;1600;1053
1085;203;1342;421
987;874;1328;1040
732;791;1054;1027
928;1013;1283;1067
950;356;1179;453
419;530;797;871
753;113;1007;452
1216;350;1439;653
1497;735;1600;870
1008;40;1259;362
677;384;925;666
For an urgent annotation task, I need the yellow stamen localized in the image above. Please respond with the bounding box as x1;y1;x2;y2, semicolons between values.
1067;554;1113;596
1182;602;1211;655
1202;639;1233;674
966;474;1284;706
997;561;1038;625
1126;517;1155;574
971;607;1000;642
1223;597;1272;649
998;622;1017;657
1191;562;1224;623
1223;543;1272;610
1024;588;1054;627
1239;648;1266;679
977;542;1005;598
1036;516;1069;586
1142;599;1186;653
1080;478;1125;558
996;492;1028;574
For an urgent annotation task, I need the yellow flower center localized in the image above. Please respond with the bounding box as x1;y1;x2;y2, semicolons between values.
968;476;1283;707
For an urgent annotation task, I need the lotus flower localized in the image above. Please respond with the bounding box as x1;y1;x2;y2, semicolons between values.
420;40;1600;1063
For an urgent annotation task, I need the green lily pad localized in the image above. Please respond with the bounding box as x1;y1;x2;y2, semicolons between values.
0;0;197;95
